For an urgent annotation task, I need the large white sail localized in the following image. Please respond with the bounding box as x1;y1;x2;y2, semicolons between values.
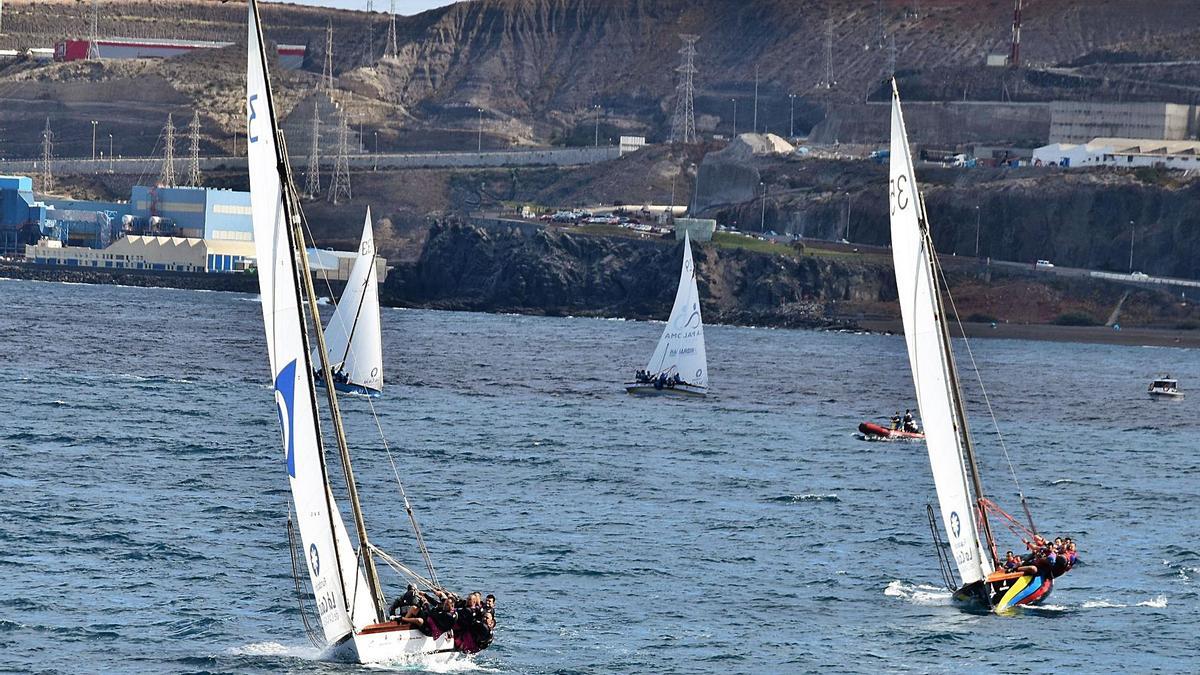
888;81;992;585
315;209;384;394
246;3;376;643
645;232;708;387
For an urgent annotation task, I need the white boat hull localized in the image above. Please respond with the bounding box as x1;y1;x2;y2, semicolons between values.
624;382;707;397
1149;391;1184;399
322;625;458;664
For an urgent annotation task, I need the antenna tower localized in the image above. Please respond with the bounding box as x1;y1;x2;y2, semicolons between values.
668;34;698;144
160;113;176;187
305;100;321;199
187;111;202;187
328;112;351;204
86;0;100;60
385;0;399;60
40;118;53;194
323;20;335;91
1008;0;1023;68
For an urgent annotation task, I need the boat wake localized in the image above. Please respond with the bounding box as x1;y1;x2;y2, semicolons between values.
883;580;953;606
367;655;495;673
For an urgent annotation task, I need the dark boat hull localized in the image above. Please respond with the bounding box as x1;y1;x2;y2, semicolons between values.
956;573;1053;612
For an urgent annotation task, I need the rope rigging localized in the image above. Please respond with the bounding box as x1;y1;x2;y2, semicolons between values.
297;204;442;589
287;512;328;649
933;256;1038;536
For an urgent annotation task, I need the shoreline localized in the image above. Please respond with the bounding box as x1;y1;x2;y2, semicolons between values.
6;265;1198;347
857;319;1200;348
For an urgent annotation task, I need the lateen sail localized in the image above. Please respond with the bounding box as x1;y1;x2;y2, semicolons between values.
246;3;377;642
888;82;992;585
645;232;708;387
315;209;384;394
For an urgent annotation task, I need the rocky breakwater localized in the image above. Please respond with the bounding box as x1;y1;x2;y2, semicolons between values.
381;222;894;328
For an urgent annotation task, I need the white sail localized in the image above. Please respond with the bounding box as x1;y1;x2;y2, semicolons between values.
246;3;377;643
888;81;992;585
315;209;384;394
645;232;708;387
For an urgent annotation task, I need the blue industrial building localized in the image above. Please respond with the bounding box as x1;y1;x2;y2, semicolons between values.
0;178;254;255
0;176;48;255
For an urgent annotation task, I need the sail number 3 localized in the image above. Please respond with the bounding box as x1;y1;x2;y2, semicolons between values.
889;174;909;215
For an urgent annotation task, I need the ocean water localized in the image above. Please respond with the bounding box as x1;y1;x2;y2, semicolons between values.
1;279;1197;674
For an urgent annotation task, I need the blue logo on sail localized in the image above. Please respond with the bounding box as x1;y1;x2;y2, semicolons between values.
274;359;297;477
950;511;961;538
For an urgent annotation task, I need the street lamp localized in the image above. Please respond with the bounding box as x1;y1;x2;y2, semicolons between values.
91;120;98;165
373;131;378;171
689;163;699;215
477;108;483;152
974;204;981;258
843;191;854;242
1129;220;1135;272
788;94;796;139
593;104;601;147
759;181;767;232
731;98;738;137
108;134;113;172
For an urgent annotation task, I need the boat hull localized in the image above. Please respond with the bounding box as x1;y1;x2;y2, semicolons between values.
1149;390;1184;399
857;421;924;441
955;574;1053;612
322;624;458;664
624;382;707;397
314;375;382;398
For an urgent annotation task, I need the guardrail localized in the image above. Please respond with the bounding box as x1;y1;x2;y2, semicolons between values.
0;146;621;176
1089;270;1200;289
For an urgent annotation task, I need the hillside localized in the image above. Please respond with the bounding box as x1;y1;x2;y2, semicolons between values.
5;0;1200;159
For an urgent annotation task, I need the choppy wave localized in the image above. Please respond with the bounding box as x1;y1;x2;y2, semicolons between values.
770;493;841;503
1081;595;1168;609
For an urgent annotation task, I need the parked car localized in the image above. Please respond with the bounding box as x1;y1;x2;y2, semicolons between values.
1035;259;1055;269
1131;271;1149;280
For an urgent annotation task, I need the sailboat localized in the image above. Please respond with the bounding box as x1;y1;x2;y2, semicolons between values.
246;1;490;662
625;231;709;397
888;79;1072;612
313;209;384;398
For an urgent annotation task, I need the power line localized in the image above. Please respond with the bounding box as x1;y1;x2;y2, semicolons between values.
187;110;202;187
323;20;335;91
328;112;351;204
40;118;53;194
159;113;176;187
305;99;321;199
385;0;399;60
87;0;100;60
669;34;698;144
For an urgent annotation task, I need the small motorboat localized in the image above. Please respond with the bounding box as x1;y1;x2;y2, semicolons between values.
1148;377;1183;399
857;421;925;441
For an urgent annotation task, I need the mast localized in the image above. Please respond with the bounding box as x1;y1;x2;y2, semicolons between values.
908;96;999;570
249;0;387;621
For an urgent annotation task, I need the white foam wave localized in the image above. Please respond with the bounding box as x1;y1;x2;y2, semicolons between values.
1081;595;1167;609
229;641;319;659
884;580;953;606
363;654;492;673
1137;595;1168;608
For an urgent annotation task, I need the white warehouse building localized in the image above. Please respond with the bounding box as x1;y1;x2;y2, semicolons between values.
1032;138;1200;170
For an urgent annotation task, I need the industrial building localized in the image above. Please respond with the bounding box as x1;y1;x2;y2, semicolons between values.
54;38;305;69
1049;102;1200;144
1032;138;1200;169
1;175;383;281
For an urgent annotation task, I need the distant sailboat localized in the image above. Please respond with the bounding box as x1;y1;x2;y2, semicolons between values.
888;79;1073;611
625;231;709;397
314;210;384;398
246;0;492;662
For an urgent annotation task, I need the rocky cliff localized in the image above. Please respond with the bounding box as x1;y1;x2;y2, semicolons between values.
382;221;891;327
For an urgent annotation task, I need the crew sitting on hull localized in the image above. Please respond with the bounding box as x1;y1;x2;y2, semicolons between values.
902;409;919;433
635;370;690;389
1013;535;1077;578
891;412;902;431
314;367;351;385
389;586;498;653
